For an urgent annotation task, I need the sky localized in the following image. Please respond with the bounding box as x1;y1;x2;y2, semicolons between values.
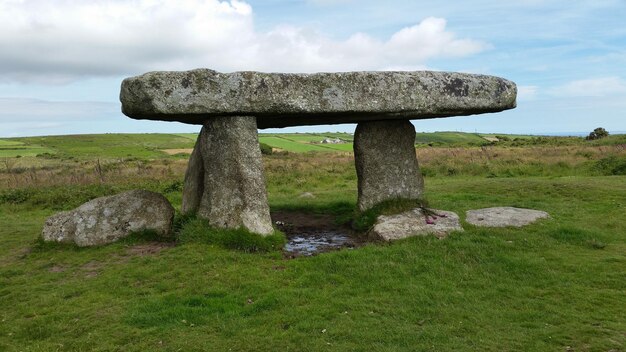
1;0;625;137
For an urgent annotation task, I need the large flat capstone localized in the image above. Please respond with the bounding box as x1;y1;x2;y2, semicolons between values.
120;69;516;128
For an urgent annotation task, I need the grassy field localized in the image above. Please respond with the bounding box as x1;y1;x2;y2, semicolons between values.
0;139;53;158
13;134;198;159
0;133;625;351
3;132;625;160
259;133;354;152
415;131;487;145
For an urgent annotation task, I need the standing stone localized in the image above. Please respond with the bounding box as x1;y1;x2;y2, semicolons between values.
181;127;205;215
181;116;274;235
354;120;424;211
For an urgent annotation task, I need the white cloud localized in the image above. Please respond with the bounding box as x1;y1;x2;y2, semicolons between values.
0;97;202;137
551;77;626;97
0;1;487;83
0;98;117;119
517;85;538;101
307;0;354;5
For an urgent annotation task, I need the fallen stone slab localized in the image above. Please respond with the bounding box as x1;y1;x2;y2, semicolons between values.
354;120;424;211
466;207;549;227
120;69;517;128
42;190;174;247
369;208;463;241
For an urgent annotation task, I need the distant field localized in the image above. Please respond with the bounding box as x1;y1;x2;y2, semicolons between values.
479;133;535;140
259;136;331;152
1;133;624;161
0;139;52;157
0;140;23;146
415;131;488;145
259;133;353;152
171;133;199;142
12;134;197;159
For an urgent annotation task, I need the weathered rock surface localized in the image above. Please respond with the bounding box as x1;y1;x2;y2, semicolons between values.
370;208;463;241
181;116;274;235
42;190;174;247
181;127;206;215
466;207;549;227
120;69;517;128
354;120;424;211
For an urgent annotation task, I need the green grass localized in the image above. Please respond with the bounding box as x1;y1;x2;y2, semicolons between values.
177;217;287;252
479;133;535;140
0;133;625;350
171;133;199;141
266;134;329;143
258;136;329;152
0;140;24;147
259;133;354;152
3;132;622;161
0;139;53;158
12;133;197;159
0;176;624;351
415;131;488;145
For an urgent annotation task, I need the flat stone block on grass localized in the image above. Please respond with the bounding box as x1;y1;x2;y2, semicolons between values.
466;207;549;227
369;208;463;241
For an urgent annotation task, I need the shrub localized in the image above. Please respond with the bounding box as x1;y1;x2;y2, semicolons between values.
162;180;183;193
592;155;626;175
259;142;273;155
36;152;60;159
586;127;609;140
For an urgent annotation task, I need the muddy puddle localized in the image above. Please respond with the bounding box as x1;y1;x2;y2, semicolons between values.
272;211;362;257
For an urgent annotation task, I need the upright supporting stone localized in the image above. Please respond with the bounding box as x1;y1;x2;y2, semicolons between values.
181;116;274;235
181;128;205;215
354;120;424;211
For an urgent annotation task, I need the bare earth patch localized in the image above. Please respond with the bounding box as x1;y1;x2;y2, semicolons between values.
125;242;176;256
48;265;68;273
272;211;363;257
161;148;193;155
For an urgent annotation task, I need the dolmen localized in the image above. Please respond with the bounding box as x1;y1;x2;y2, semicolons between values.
120;69;516;235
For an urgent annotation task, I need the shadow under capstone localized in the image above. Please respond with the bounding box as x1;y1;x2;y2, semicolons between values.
271;211;364;258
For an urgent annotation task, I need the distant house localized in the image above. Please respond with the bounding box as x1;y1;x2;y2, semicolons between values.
321;138;345;144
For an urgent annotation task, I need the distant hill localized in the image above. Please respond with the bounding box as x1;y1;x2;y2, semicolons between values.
415;132;488;145
1;132;624;158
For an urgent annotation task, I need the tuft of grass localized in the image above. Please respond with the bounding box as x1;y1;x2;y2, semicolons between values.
126;291;245;328
547;226;608;249
177;218;286;252
31;229;175;253
30;236;81;252
118;229;175;245
592;155;626;175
